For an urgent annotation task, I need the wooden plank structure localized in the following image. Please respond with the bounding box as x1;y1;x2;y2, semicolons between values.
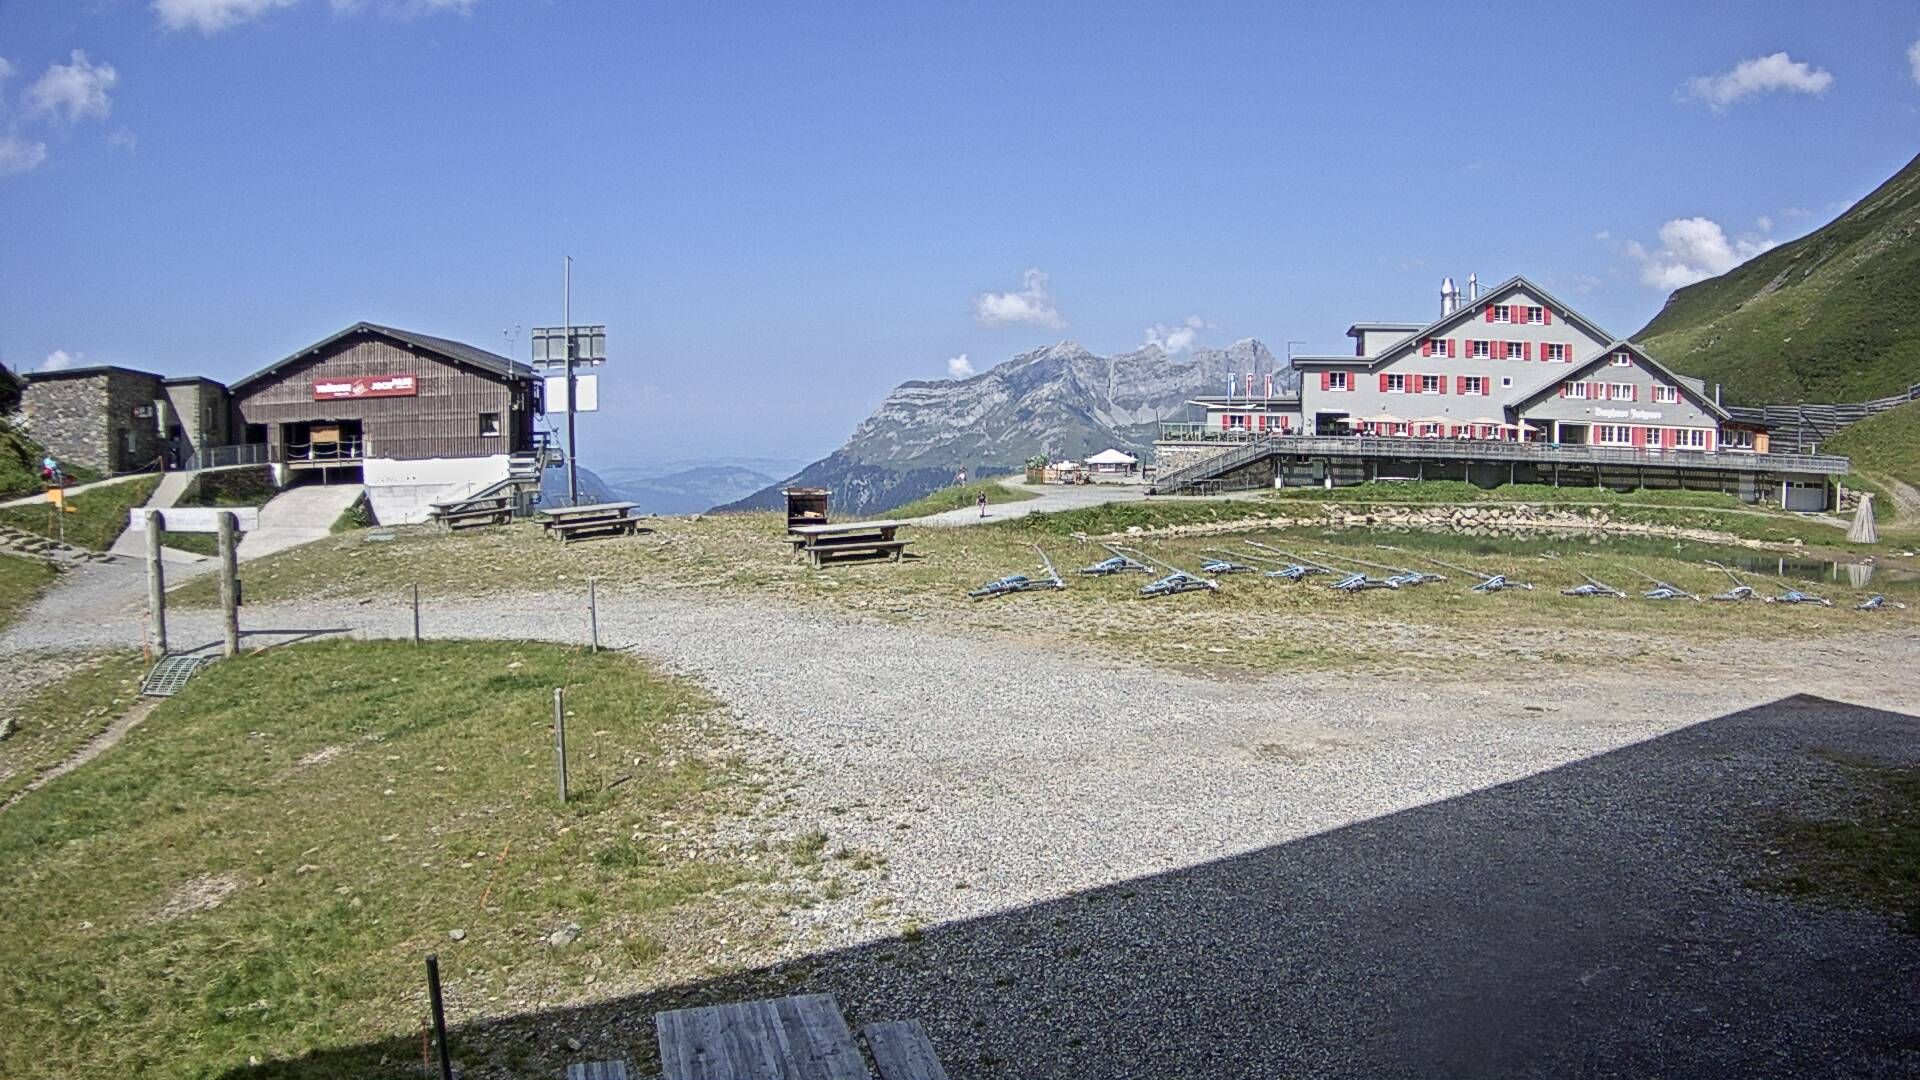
784;487;831;532
542;501;641;544
786;520;910;568
860;1022;950;1080
430;492;513;531
566;1062;631;1080
656;994;873;1080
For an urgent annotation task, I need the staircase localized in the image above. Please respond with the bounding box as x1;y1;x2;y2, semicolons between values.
428;434;561;525
0;522;116;564
1153;435;1281;494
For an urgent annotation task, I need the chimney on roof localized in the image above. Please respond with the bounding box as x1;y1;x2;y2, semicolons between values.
1467;272;1480;303
1440;276;1459;317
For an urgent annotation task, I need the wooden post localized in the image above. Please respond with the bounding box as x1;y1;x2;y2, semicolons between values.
412;583;421;645
144;509;167;657
217;511;240;658
552;688;569;804
588;576;598;653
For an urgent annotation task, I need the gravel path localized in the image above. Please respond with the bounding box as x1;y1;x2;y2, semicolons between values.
7;569;1920;1077
908;480;1152;527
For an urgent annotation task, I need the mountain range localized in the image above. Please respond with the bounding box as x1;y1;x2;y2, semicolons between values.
722;339;1290;517
1635;150;1920;405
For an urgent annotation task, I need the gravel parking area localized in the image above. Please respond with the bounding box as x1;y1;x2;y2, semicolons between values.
6;570;1920;1077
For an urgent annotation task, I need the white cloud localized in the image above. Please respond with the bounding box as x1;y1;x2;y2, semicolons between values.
1627;216;1778;289
1143;314;1211;354
40;349;79;372
1909;38;1920;85
0;134;47;175
24;51;117;126
0;58;14;82
946;354;975;378
972;268;1066;329
107;127;138;154
1593;229;1611;241
1683;52;1833;111
155;0;299;33
331;0;479;15
1756;214;1773;233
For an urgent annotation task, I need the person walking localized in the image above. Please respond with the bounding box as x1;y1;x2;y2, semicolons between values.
977;491;989;518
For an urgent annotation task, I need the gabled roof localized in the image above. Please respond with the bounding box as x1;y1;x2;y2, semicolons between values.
1506;340;1731;420
1300;276;1617;372
1087;448;1138;464
229;321;535;393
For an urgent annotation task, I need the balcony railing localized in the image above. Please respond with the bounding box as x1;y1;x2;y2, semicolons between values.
1178;434;1850;476
281;438;366;464
178;442;272;471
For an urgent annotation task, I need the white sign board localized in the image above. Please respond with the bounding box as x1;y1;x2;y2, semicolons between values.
543;374;600;414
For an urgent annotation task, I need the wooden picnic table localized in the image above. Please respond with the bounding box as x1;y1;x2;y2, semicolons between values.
429;493;513;531
541;501;641;544
786;519;911;568
653;994;948;1080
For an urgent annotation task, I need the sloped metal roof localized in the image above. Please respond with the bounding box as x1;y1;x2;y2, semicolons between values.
228;321;535;392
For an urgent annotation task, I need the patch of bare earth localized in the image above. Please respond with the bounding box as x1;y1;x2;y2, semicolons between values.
155;872;244;921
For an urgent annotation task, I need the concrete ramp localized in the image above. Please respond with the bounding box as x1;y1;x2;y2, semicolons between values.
238;484;364;561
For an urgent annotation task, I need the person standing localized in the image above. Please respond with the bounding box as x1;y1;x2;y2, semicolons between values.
977;491;989;518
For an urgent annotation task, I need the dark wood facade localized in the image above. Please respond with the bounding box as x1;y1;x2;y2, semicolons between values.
231;332;536;463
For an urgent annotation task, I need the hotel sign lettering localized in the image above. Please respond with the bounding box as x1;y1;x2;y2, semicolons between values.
1593;406;1662;421
312;373;418;400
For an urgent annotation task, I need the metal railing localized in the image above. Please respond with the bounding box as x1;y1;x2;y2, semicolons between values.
178;443;272;471
1153;433;1852;494
281;438;366;464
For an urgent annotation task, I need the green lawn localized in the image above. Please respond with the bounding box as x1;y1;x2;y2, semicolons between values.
160;530;221;556
0;552;60;633
1829;401;1920;507
0;640;798;1080
0;651;146;805
889;476;1038;518
0;474;158;551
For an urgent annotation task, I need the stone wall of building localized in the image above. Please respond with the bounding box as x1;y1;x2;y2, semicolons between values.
20;370;166;472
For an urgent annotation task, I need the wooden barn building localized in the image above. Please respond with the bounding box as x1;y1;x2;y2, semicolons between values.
224;322;546;522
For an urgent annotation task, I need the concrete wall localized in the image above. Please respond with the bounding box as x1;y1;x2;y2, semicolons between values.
362;454;510;524
20;370;167;472
160;380;232;465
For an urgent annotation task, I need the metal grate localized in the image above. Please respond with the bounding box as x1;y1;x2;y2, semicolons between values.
142;655;212;698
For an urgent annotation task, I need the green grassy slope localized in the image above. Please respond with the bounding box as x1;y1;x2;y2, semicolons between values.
889;476;1039;518
1634;152;1920;404
0;475;158;551
1827;401;1920;488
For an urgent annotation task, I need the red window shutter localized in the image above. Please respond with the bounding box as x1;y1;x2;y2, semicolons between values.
1632;427;1646;448
1380;373;1390;392
1558;382;1566;398
1422;339;1432;357
1438;377;1448;395
1542;308;1552;325
1455;376;1466;394
1631;385;1639;402
1706;430;1716;452
1497;341;1508;360
1220;414;1229;430
1447;339;1457;358
1524;342;1533;361
1484;304;1494;323
1320;372;1330;391
1664;428;1676;449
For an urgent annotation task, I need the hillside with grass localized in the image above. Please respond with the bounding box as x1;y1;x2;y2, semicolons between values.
1634;151;1920;404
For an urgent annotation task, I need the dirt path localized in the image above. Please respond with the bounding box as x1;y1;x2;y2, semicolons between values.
1861;469;1920;522
0;697;160;812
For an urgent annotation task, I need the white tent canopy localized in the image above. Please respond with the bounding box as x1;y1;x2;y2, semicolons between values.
1086;448;1138;465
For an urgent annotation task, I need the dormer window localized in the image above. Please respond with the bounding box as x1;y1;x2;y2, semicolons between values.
1611;353;1632;367
1492;304;1511;323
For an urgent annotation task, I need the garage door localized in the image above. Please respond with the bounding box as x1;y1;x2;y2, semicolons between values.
1784;480;1827;512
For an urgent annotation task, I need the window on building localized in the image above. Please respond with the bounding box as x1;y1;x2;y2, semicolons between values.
1228;414;1248;429
1721;428;1755;450
1420;374;1441;394
1470;339;1489;359
1329;371;1350;391
1492;304;1511;323
1506;340;1526;360
478;412;502;437
1500;376;1513;388
1611;353;1632;366
1564;381;1589;399
1386;373;1407;393
1594;425;1633;446
1652;385;1679;404
1463;376;1487;395
1609;382;1635;401
1526;306;1545;324
1675;428;1707;449
1545;343;1567;362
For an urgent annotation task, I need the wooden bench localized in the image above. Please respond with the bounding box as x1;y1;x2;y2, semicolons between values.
541;502;642;545
789;520;911;569
430;494;513;532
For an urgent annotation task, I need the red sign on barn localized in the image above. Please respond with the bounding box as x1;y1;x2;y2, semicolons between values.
312;373;417;400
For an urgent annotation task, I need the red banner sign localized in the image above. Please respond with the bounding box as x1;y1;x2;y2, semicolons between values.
312;373;417;400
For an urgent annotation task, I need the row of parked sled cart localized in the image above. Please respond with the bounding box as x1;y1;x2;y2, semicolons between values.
968;538;1904;611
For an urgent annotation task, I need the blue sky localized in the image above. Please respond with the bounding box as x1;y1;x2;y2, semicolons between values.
3;1;1918;468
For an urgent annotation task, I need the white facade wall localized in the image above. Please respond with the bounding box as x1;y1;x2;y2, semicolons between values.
362;454;511;524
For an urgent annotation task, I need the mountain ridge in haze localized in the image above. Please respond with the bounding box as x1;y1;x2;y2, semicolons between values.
721;338;1291;517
